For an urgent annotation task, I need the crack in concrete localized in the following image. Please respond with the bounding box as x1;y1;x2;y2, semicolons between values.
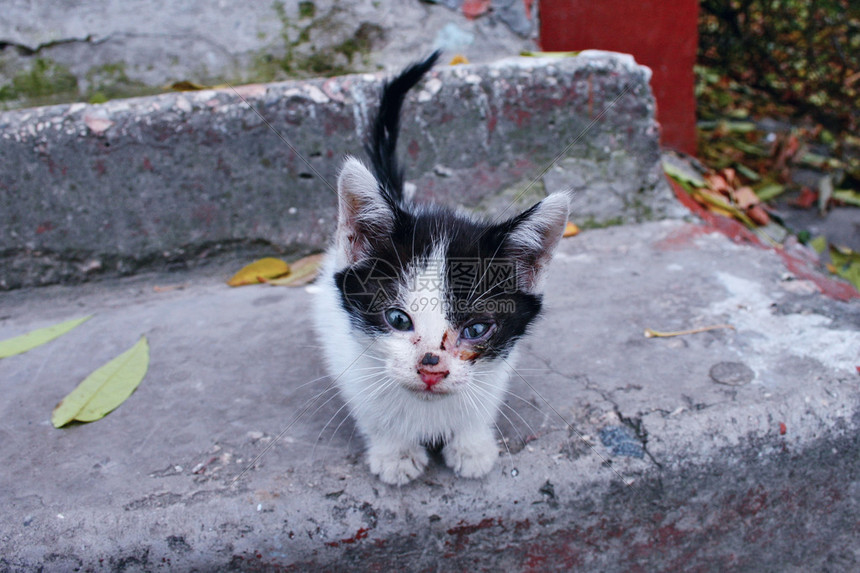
0;35;95;55
613;406;663;469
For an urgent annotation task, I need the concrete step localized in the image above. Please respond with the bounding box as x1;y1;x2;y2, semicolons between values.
1;219;857;570
0;52;681;289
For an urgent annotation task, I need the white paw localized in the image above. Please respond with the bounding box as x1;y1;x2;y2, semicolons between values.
367;443;428;485
443;433;497;478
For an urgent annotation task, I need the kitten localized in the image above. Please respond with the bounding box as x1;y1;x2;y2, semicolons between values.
313;51;569;485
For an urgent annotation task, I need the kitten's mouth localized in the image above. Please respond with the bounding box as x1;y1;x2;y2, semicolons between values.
411;369;450;397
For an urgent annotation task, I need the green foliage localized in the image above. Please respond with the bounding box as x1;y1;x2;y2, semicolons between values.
0;58;78;103
700;0;859;133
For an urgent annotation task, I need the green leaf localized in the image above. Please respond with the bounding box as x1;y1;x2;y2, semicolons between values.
52;337;149;428
662;158;706;188
754;183;786;202
829;246;860;292
0;315;92;359
833;190;860;207
809;235;828;255
734;162;760;181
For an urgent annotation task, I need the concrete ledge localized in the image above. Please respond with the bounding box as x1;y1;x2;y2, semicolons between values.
0;52;680;289
0;220;857;569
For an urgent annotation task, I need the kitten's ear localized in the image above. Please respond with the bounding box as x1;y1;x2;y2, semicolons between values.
504;192;570;292
336;157;395;264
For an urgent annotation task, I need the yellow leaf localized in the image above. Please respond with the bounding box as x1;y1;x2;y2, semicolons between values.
167;80;211;91
227;258;290;287
449;55;470;65
563;222;580;238
0;315;92;359
52;337;149;428
266;254;325;287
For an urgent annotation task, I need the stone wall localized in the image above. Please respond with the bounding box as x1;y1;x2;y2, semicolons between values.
0;0;537;110
0;53;681;289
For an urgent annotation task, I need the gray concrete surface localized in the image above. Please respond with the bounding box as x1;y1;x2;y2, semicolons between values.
0;52;679;290
1;219;858;570
0;0;535;109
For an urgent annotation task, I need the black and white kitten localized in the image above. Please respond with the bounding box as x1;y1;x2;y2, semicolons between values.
313;52;569;485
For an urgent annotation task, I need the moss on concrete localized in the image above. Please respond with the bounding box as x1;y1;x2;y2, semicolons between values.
0;58;78;106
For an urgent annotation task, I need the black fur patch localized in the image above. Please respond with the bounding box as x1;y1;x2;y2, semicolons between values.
336;51;544;359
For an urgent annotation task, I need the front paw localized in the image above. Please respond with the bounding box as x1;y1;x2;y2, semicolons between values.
367;443;428;485
443;433;497;478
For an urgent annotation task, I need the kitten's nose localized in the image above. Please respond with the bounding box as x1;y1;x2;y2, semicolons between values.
421;352;440;366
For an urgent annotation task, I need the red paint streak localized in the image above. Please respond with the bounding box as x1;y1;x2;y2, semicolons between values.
523;0;534;18
35;221;54;235
511;109;532;127
326;527;371;548
655;224;717;251
487;112;498;136
192;204;218;226
462;0;491;19
407;139;420;160
666;177;858;301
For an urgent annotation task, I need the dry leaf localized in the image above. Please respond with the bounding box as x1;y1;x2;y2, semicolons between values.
227;258;290;287
168;80;211;91
52;337;149;428
563;222;580;238
449;55;470;66
266;254;324;287
0;316;92;359
746;204;771;225
732;186;759;209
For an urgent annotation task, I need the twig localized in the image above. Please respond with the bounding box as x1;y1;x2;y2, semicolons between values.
644;324;735;338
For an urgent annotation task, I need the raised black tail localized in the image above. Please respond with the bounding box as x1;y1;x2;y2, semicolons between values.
366;50;441;206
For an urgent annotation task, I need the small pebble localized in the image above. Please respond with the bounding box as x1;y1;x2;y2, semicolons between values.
510;468;519;477
709;361;755;386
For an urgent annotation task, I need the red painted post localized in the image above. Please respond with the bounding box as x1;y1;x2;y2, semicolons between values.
539;0;699;155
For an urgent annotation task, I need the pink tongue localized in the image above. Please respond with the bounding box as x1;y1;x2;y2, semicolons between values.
420;371;447;388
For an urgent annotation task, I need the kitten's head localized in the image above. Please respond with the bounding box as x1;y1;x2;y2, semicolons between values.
332;157;569;399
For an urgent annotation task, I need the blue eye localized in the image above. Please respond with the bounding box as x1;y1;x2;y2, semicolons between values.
461;322;492;340
384;308;413;331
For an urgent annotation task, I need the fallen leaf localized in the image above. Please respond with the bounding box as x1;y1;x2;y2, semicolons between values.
817;174;833;215
791;187;818;209
449;55;470;66
732;186;760;209
833;190;860;207
734;162;760;181
809;235;828;254
519;50;581;58
266;254;324;287
754;182;786;202
563;222;580;237
52;337;149;428
167;80;212;91
829;245;860;291
663;158;706;188
228;258;290;287
746;204;771;225
0;316;92;359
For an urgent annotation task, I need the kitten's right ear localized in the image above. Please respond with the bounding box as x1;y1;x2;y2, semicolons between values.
336;157;395;264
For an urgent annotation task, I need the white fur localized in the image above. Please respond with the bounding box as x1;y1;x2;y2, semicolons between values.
312;239;511;485
507;192;571;291
313;161;568;485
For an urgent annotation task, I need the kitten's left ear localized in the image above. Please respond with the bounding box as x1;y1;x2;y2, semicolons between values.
504;192;570;292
